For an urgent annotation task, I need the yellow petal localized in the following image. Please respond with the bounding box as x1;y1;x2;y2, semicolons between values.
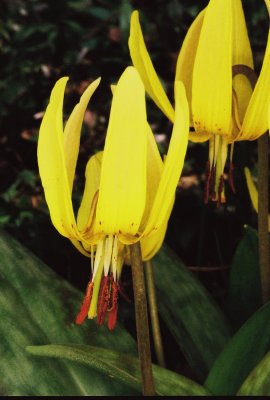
245;167;270;231
96;67;147;236
239;29;270;140
141;202;172;260
143;81;189;236
70;239;91;257
232;0;254;125
37;77;78;238
64;78;101;192
140;124;163;230
175;8;205;124
129;10;174;122
192;0;232;136
189;130;212;143
77;151;102;231
244;167;258;212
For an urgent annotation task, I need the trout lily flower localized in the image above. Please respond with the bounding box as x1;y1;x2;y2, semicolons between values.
37;66;189;330
129;0;270;204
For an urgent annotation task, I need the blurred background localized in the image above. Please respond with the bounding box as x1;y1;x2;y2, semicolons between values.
0;0;268;341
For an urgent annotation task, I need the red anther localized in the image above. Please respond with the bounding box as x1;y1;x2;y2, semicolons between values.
107;280;119;330
75;281;93;325
204;160;211;204
107;304;118;331
97;276;110;326
209;165;216;201
228;162;236;193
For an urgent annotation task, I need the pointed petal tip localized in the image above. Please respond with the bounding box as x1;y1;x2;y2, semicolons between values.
131;9;139;21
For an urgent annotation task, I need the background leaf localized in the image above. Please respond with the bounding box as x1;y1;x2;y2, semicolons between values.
205;302;270;395
152;244;232;381
27;343;211;396
238;351;270;395
227;226;262;329
0;229;138;396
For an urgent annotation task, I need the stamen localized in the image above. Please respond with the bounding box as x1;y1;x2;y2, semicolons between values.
228;162;236;193
92;240;103;281
104;235;114;276
107;280;119;331
111;236;119;280
217;174;225;208
97;275;110;326
204;160;211;204
90;245;95;274
209;165;216;201
75;281;93;325
229;143;236;193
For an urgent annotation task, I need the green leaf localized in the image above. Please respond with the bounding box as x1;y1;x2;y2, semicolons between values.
27;344;211;396
0;230;137;395
153;244;232;380
227;226;262;328
238;351;270;395
205;302;270;395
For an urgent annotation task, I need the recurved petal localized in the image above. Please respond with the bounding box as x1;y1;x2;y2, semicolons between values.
244;167;258;212
129;10;174;122
77;151;103;232
143;81;189;237
37;77;78;238
189;130;212;143
239;29;270;140
192;0;232;136
175;7;205;122
245;167;270;231
232;0;254;124
140;124;163;230
96;67;147;236
64;78;101;192
141;200;173;260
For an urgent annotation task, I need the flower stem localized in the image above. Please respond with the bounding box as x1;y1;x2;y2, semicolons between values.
145;260;166;368
130;242;155;396
258;133;270;303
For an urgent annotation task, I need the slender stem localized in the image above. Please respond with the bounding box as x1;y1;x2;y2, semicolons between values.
258;133;270;303
130;243;156;396
145;260;166;368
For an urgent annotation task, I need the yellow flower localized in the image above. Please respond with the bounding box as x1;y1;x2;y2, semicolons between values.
129;0;270;204
244;168;270;230
37;66;189;329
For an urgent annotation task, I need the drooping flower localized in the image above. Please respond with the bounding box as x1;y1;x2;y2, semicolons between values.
37;66;189;330
129;0;270;204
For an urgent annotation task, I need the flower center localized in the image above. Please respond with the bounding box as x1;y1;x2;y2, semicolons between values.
75;235;126;330
204;135;235;206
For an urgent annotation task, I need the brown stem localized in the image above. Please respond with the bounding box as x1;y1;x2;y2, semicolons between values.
258;133;270;303
130;242;156;396
145;260;166;368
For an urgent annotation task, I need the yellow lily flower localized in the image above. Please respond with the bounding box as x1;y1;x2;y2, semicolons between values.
129;0;270;205
244;167;270;230
37;66;189;330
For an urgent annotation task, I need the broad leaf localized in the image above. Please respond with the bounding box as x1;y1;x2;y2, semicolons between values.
205;302;270;395
0;230;137;396
153;244;232;380
238;351;270;395
227;226;262;328
27;344;211;396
